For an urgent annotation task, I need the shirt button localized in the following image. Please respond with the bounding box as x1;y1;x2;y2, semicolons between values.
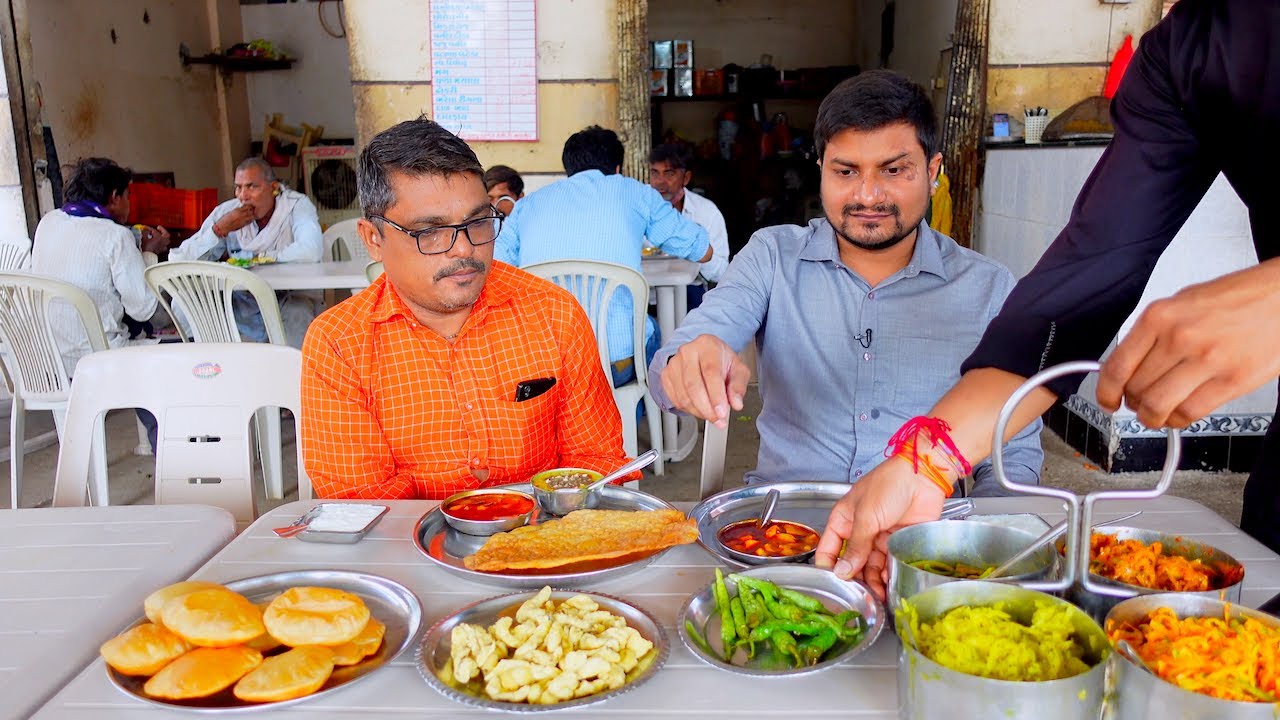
863;352;871;361
471;458;480;466
859;413;868;421
854;469;863;477
464;402;473;411
867;291;875;299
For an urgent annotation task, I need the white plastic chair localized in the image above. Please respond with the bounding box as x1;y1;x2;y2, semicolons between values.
52;343;311;525
144;261;288;499
523;260;664;476
0;237;31;270
0;273;108;508
322;219;370;264
364;260;383;284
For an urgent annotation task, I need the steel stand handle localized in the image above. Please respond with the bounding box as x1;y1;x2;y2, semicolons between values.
990;360;1180;594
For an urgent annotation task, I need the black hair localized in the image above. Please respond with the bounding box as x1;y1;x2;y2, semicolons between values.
561;125;624;175
483;164;524;196
814;70;938;160
63;157;132;206
648;143;692;171
358;115;483;218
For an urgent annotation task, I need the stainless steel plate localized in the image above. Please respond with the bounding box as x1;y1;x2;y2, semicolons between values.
106;570;422;713
413;483;680;588
688;482;851;569
416;588;669;712
677;565;885;677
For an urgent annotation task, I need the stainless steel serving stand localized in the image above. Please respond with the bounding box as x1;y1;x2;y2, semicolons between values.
989;360;1181;599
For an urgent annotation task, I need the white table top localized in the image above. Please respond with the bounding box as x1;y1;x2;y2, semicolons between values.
33;495;1280;718
3;505;235;720
641;254;700;287
252;260;370;291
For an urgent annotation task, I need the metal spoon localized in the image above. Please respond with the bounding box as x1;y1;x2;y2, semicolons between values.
1114;639;1154;676
756;488;781;528
272;516;312;538
985;510;1142;579
583;449;661;493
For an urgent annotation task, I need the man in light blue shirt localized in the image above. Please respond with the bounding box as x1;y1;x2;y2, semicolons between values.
494;126;712;385
649;71;1041;495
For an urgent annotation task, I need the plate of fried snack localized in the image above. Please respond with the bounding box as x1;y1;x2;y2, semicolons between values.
414;482;700;588
416;586;668;712
100;570;421;711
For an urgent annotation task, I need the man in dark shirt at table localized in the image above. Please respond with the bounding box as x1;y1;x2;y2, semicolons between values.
813;0;1280;595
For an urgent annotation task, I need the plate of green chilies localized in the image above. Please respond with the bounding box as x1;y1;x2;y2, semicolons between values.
677;565;885;677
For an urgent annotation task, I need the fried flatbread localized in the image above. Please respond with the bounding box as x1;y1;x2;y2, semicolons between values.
463;509;698;573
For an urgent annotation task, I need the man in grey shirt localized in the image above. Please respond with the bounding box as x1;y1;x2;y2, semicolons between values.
648;70;1041;495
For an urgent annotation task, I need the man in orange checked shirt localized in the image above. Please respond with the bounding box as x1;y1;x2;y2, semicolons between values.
300;117;631;499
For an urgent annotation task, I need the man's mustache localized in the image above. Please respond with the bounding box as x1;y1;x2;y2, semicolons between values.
434;258;486;282
843;203;899;216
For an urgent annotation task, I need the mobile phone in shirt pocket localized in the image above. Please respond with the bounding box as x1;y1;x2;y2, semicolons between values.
491;390;558;466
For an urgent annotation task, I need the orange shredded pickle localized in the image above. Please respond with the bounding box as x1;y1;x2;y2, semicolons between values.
1089;534;1242;592
1109;607;1280;703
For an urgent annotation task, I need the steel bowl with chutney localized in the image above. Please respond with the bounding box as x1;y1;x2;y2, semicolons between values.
439;488;537;536
529;467;604;516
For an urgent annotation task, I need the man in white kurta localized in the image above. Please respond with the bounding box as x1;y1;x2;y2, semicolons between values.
169;157;323;347
648;143;730;287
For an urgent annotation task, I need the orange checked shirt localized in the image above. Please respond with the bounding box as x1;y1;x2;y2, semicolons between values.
300;262;629;500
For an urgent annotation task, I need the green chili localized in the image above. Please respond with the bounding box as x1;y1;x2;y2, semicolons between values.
713;568;737;659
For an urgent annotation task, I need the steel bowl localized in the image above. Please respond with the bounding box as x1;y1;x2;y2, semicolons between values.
438;488;537;536
1105;593;1280;719
529;467;604;516
888;520;1058;626
1063;527;1244;624
897;581;1109;720
715;518;820;565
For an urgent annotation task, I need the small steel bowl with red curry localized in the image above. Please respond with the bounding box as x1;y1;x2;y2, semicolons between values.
440;488;537;536
717;519;821;565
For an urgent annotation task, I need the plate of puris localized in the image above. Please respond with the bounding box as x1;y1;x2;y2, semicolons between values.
414;483;700;589
100;570;421;711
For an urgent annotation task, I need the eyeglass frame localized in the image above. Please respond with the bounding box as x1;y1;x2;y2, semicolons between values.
366;210;504;256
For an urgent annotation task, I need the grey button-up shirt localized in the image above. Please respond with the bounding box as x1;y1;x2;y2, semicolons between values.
648;218;1043;495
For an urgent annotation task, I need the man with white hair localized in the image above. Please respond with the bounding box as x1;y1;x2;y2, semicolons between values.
170;157;324;346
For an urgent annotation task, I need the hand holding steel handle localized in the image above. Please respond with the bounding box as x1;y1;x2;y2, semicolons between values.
990;360;1180;594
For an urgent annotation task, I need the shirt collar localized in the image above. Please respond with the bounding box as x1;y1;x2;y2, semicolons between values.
368;261;517;325
798;218;950;281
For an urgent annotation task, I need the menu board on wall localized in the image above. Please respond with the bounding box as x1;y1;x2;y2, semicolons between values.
430;0;538;141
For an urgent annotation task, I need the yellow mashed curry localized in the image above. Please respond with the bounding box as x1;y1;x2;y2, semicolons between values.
907;602;1093;682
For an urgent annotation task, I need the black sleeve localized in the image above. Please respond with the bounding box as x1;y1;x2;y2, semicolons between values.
962;1;1221;399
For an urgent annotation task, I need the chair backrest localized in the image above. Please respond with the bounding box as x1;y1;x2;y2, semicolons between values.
145;261;286;344
322;219;370;263
0;237;32;271
364;260;383;284
522;260;649;382
0;272;107;403
52;343;311;523
699;419;728;500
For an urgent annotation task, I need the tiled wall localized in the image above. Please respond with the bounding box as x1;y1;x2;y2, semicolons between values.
978;145;1272;471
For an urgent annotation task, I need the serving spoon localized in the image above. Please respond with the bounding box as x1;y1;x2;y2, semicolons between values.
985;509;1142;579
584;449;661;492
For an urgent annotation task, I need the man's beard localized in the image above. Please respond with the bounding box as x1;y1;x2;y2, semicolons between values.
829;203;918;251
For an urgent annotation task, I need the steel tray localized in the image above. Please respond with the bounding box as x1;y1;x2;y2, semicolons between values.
106;570;422;713
416;588;668;712
414;483;681;588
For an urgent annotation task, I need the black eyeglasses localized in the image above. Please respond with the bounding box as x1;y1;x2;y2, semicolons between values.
368;212;503;255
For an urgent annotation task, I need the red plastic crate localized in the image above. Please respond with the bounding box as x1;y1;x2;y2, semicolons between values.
127;183;219;230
